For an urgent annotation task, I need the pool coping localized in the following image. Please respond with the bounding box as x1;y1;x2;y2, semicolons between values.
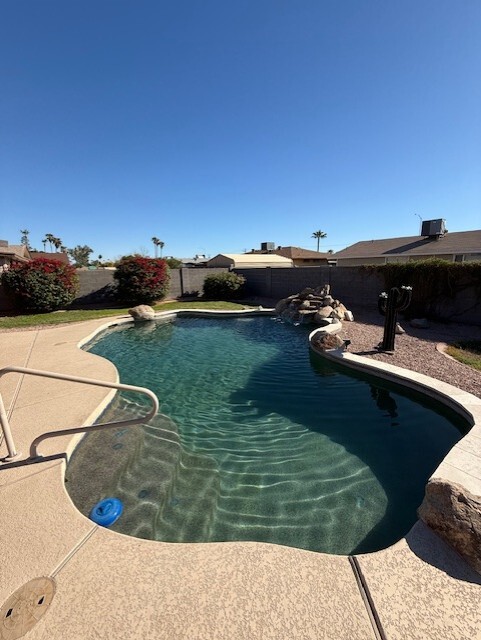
1;310;480;639
308;326;481;499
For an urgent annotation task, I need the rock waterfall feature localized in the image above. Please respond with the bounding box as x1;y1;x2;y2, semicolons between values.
275;285;354;327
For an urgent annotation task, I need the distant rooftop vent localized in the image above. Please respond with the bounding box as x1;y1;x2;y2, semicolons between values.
421;219;446;238
261;242;275;252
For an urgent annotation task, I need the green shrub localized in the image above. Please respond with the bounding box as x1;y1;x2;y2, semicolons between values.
165;257;182;269
114;256;170;304
203;271;245;299
1;258;79;312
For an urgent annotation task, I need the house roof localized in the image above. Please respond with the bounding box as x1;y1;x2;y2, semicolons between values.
0;244;30;260
274;246;330;260
180;255;209;266
334;230;481;259
208;253;293;267
29;251;71;264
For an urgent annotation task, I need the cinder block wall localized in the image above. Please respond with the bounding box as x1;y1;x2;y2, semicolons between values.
75;269;116;302
234;267;385;312
233;266;481;324
165;268;229;298
1;266;480;324
71;267;229;305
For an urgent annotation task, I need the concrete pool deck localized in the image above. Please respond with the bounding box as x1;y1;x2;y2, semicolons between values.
1;313;480;640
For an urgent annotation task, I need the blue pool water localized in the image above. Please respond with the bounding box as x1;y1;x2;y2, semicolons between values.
67;315;467;555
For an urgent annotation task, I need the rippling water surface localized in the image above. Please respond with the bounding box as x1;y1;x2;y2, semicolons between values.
67;316;466;554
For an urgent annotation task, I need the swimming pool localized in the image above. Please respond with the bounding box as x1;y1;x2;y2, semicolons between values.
67;315;467;555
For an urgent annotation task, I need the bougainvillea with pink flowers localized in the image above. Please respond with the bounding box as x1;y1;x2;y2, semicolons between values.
114;256;170;304
1;258;79;311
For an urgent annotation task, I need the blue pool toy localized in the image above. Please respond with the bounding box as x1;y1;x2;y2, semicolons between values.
89;498;123;527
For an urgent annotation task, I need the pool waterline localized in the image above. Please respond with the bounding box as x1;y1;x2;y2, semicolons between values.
67;314;469;555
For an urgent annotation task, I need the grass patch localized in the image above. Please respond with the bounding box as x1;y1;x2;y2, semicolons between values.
0;300;250;330
445;340;481;371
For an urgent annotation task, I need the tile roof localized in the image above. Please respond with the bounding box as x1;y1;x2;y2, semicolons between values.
334;230;481;259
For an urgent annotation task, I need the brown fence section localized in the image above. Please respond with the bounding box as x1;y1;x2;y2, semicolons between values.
73;268;117;305
1;266;480;324
72;268;230;305
233;266;384;312
168;267;229;298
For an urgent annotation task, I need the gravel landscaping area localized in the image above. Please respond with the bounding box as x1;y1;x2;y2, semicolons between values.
338;310;481;400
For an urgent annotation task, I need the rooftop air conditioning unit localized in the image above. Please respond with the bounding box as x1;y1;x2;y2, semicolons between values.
261;242;275;251
421;219;446;238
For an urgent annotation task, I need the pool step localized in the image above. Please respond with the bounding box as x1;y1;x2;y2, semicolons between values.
93;406;219;541
67;396;375;550
152;448;220;542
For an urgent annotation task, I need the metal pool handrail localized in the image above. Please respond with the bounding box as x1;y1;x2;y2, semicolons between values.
0;365;159;463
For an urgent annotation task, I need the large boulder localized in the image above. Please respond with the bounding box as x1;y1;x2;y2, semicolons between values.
330;307;345;321
311;333;345;351
129;304;156;321
418;479;481;574
317;305;333;318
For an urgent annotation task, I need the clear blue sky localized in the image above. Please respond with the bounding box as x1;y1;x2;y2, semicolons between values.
1;1;480;261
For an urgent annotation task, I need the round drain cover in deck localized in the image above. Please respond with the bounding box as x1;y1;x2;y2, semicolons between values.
0;577;56;640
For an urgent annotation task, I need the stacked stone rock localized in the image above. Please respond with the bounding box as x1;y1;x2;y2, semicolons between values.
275;285;354;326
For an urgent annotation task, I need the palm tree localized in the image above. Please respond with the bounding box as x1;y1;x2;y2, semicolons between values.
159;241;165;258
43;233;55;251
20;229;30;248
52;237;62;251
151;236;160;258
312;230;327;252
